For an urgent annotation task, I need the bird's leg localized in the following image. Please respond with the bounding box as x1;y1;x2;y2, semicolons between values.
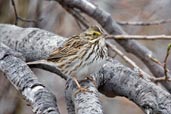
79;76;97;87
86;76;97;87
72;77;92;96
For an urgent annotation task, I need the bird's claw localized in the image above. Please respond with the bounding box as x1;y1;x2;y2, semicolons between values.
74;86;93;96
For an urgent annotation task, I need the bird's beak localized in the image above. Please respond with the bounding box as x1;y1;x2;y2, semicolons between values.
103;34;108;39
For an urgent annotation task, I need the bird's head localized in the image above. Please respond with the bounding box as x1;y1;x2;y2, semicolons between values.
80;26;105;42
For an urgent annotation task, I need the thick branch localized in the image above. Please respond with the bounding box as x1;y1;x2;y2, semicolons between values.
44;57;171;114
65;78;103;114
1;24;171;113
0;24;104;114
26;57;171;114
96;59;171;114
0;24;66;61
56;0;171;92
0;43;60;114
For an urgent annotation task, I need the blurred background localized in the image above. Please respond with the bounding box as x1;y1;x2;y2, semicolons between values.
0;0;171;114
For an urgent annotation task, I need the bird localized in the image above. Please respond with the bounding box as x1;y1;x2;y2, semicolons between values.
47;26;108;93
33;26;108;93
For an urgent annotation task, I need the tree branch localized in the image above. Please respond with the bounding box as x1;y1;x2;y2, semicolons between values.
28;60;67;80
153;43;171;81
116;19;171;26
106;41;152;80
1;24;171;113
106;34;171;40
11;0;40;25
96;59;171;114
0;43;60;114
65;78;103;114
0;24;66;61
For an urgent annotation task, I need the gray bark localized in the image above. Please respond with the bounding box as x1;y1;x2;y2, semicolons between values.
65;78;103;114
0;24;65;61
96;59;171;114
0;42;60;114
1;24;171;114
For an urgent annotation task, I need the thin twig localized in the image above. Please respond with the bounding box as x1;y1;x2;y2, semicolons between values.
27;60;68;80
57;0;89;29
66;8;89;29
11;0;18;25
74;18;84;30
147;55;164;66
152;77;171;82
116;19;171;26
106;34;171;40
11;0;41;25
150;44;171;82
106;41;152;80
147;54;170;74
163;43;171;80
17;17;41;23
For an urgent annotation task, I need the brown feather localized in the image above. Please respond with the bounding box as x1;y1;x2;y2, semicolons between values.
47;36;87;61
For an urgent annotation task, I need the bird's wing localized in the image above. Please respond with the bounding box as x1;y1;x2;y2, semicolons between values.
47;36;87;61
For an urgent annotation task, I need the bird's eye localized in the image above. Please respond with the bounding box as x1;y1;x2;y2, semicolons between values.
92;31;101;36
93;32;97;36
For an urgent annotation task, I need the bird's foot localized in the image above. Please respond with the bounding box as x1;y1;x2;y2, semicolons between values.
80;76;97;87
74;86;93;96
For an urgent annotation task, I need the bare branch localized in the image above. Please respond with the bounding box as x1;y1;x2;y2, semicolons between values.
106;34;171;40
66;8;89;29
11;0;19;25
57;0;89;29
96;59;171;114
1;24;171;113
11;0;41;25
116;19;171;26
65;78;103;114
65;79;75;114
0;24;104;113
27;60;67;80
164;44;171;79
148;55;164;67
106;41;153;80
0;43;60;114
153;43;171;81
0;24;66;61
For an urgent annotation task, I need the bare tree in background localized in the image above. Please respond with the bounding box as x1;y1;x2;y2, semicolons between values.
0;0;171;114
